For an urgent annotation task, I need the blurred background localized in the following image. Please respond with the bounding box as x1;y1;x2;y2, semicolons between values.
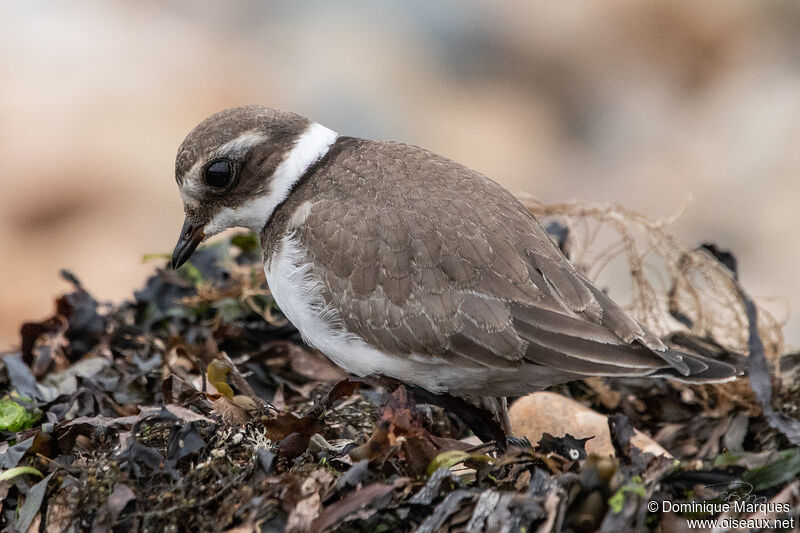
2;1;799;349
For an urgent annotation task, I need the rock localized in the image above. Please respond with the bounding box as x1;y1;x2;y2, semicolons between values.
509;392;670;458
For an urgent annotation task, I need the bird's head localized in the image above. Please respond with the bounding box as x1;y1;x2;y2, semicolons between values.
171;105;337;268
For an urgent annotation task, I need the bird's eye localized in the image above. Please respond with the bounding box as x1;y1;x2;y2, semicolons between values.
204;160;233;188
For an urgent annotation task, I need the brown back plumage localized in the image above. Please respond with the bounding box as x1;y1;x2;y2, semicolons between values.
264;136;737;389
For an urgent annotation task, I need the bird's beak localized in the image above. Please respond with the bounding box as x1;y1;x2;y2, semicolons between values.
171;217;205;269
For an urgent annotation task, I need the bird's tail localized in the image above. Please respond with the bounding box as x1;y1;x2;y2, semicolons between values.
649;350;743;384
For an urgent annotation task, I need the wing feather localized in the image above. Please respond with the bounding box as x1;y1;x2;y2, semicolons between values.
269;137;735;387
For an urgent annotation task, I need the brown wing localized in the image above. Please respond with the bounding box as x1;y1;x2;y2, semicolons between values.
281;137;729;381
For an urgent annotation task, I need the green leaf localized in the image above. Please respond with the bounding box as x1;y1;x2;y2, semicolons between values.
609;476;646;513
231;232;260;254
426;450;492;476
141;252;171;263
742;448;800;492
178;261;205;285
207;360;235;399
608;490;625;514
0;466;44;482
0;400;40;432
144;250;205;283
712;451;748;468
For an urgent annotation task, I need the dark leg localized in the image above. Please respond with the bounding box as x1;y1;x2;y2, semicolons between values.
485;397;530;448
487;397;512;435
407;387;507;445
366;376;512;447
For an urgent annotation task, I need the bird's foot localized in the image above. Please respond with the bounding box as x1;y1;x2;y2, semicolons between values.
506;435;532;449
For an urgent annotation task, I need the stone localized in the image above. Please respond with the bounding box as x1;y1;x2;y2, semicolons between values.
509;392;670;458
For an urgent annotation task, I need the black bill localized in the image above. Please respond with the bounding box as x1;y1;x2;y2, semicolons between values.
171;217;205;269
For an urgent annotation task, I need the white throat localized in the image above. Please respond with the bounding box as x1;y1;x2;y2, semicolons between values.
203;122;338;236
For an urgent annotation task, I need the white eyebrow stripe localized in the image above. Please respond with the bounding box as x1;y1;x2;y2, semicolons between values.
216;132;268;158
202;122;338;236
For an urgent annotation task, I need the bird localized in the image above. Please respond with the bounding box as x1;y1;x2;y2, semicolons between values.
171;105;739;436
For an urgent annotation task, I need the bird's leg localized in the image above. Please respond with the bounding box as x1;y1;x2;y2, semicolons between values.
498;397;512;435
407;387;508;445
501;401;531;448
371;377;509;446
487;397;519;445
476;397;513;433
483;397;530;448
